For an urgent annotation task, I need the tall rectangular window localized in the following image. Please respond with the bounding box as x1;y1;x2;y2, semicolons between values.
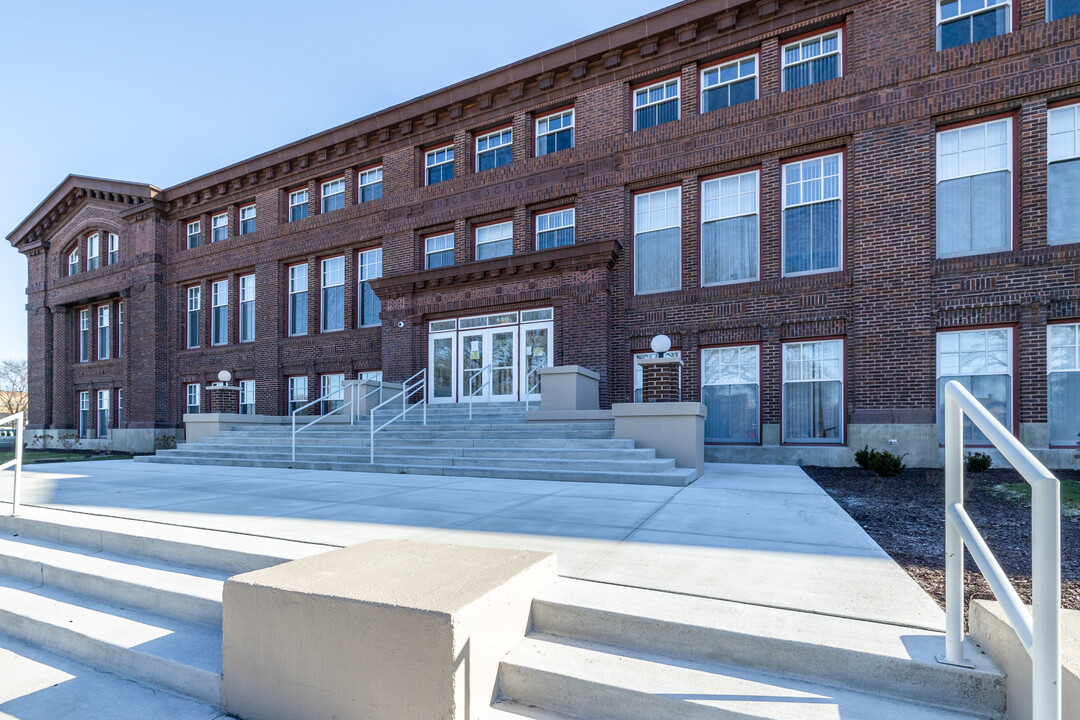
240;380;255;415
426;145;454;185
1048;104;1080;245
938;0;1009;50
288;264;308;336
68;248;79;276
211;213;228;243
633;78;680;131
116;388;123;427
186;286;201;349
783;339;844;444
239;274;255;343
937;327;1012;444
782;30;842;91
702;170;759;285
239;204;256;235
96;390;110;439
701;55;758;113
783;154;842;276
288;376;308;414
536;109;574;156
1048;323;1080;446
321;178;345;213
289;189;309;222
320;374;345;414
1049;0;1080;20
117;301;123;358
79;309;90;363
358;248;382;328
211;279;228;346
937;118;1011;257
321;257;345;332
536;208;575;250
187;220;201;249
107;233;118;265
475;128;513;171
425;233;455;269
634;187;682;294
702;345;760;444
87;233;100;271
97;305;110;361
358;167;383;203
475;221;513;261
79;391;90;438
186;383;201;415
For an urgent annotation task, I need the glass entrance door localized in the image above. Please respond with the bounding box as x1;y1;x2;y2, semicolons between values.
521;324;551;401
461;328;516;402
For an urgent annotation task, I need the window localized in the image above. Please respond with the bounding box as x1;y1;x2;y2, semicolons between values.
186;383;201;415
287;376;308;415
186;286;201;349
96;390;110;439
358;370;383;383
783;339;844;443
783;154;843;276
358;167;383;203
634;78;680;131
1049;0;1080;21
782;30;842;91
321;178;345;213
187;220;201;249
79;391;90;438
937;118;1011;257
476;128;513;172
702;346;760;443
1049;104;1080;245
701;55;758;113
358;248;382;328
117;302;123;358
107;233;118;265
211;213;228;243
938;0;1009;50
97;306;110;361
475;221;513;261
240;380;255;415
211;279;228;346
426;145;454;185
536;208;575;250
702;171;759;285
239;205;256;235
87;233;100;271
320;374;345;414
321;257;345;332
239;274;255;343
634;187;682;294
288;265;308;336
536;109;574;156
425;233;455;269
79;309;90;363
289;189;309;222
117;389;123;427
1048;323;1080;445
937;328;1012;444
68;248;79;276
633;351;682;402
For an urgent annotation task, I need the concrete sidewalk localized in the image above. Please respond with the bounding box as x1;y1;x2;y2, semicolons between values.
4;460;944;630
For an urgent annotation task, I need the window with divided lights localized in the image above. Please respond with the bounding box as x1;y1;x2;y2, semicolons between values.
68;248;79;276
702;345;760;444
426;145;454;185
187;221;201;249
289;189;308;222
425;233;454;269
536;109;573;156
701;56;757;113
358;248;382;327
96;390;109;439
288;264;308;336
783;339;844;444
702;171;759;285
239;275;255;343
536;208;575;250
79;392;90;438
212;213;228;243
783;154;842;276
186;286;201;349
79;309;90;363
117;302;123;358
476;128;513;172
288;376;308;415
938;0;1009;50
1048;323;1080;446
634;187;681;295
321;179;345;213
321;374;345;414
937;327;1012;444
321;257;345;332
211;280;228;346
1049;0;1080;20
117;389;123;427
87;234;100;271
358;167;383;203
186;383;201;415
240;380;255;415
633;78;680;131
97;306;110;361
108;233;118;265
239;205;256;235
475;221;512;261
782;30;842;91
1049;104;1080;245
936;118;1011;257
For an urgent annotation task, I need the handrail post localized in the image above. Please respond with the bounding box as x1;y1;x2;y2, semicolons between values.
1032;477;1062;719
370;406;375;465
291;412;296;463
942;391;967;666
12;413;22;516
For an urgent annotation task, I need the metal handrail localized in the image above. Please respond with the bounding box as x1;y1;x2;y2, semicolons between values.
465;363;492;420
369;369;427;463
291;381;358;462
941;380;1060;719
523;364;545;412
0;412;25;516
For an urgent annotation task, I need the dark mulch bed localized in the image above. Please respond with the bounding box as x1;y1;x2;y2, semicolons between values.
803;466;1080;611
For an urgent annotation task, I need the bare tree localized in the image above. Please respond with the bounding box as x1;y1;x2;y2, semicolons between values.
0;359;28;415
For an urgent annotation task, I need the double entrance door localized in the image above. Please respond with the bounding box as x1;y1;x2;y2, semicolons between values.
428;308;553;403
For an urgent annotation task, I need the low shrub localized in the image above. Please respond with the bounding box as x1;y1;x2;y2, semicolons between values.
868;449;907;478
854;445;873;470
965;452;992;473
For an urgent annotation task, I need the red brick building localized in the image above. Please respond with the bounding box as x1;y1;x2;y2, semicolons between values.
9;0;1080;465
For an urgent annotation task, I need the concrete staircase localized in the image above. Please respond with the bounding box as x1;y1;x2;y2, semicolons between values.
140;402;697;486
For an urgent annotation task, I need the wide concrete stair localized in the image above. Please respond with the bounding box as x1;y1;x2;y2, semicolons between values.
488;578;1007;720
141;402;697;486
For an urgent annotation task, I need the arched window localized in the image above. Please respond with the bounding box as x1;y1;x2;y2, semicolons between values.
67;246;80;276
107;233;119;265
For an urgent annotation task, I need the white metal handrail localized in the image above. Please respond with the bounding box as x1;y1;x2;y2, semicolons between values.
0;412;25;516
369;369;427;463
523;364;544;412
941;380;1061;719
291;381;358;462
465;363;492;420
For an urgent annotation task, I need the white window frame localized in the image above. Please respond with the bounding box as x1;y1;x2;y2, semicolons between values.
781;338;845;444
107;233;118;265
79;391;90;438
239;379;256;415
701;344;761;444
535;109;574;155
424;233;455;269
937;327;1014;443
321;178;346;213
701;170;760;286
633;186;682;295
320;373;346;414
475;127;513;172
535;208;575;250
239;204;256;235
700;54;759;111
320;256;345;333
288;189;308;222
117;301;123;358
79;309;90;363
633;78;681;131
211;279;228;346
475;221;513;261
87;233;100;270
425;145;454;186
186;383;201;415
357;248;382;328
96;389;110;439
937;0;1010;49
1048;103;1080;246
97;305;110;361
358;166;383;202
781;153;844;277
68;247;79;276
239;274;255;343
186;286;201;349
117;388;123;427
288;264;308;337
287;376;308;414
781;30;843;91
211;213;228;243
186;220;201;248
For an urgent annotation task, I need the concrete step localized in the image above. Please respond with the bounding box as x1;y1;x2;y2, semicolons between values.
482;702;581;719
227;423;615;437
498;635;997;720
214;434;630;449
223;430;617;442
186;443;653;460
531;579;1005;716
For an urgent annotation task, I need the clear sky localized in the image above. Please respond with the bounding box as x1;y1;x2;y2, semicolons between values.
0;0;675;363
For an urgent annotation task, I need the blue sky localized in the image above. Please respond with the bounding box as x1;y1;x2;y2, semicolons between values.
0;0;673;362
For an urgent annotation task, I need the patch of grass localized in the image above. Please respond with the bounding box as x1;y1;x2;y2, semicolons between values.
0;450;135;465
991;479;1080;519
